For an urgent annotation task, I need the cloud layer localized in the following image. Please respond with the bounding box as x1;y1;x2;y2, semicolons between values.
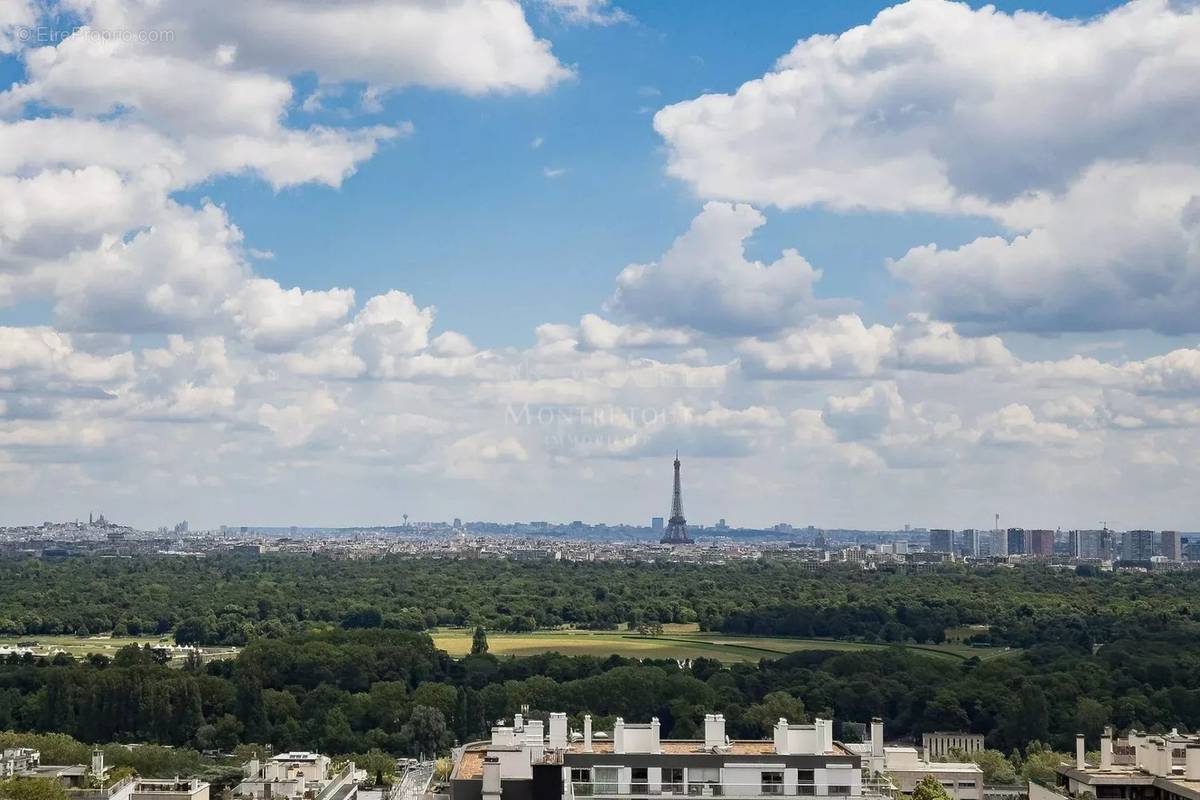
3;0;1200;528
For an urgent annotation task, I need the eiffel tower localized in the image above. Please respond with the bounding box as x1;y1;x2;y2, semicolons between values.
661;452;692;545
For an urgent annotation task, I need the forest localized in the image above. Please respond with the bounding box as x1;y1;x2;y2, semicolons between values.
1;556;1199;773
0;555;1196;648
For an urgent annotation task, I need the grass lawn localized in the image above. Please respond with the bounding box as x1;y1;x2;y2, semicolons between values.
430;625;1018;663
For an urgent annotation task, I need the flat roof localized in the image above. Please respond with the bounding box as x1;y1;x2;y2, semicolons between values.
1058;766;1200;800
454;739;855;781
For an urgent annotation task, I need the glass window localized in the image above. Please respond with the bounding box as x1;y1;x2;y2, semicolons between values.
572;770;593;797
595;767;619;794
762;772;784;795
797;770;815;796
632;768;649;794
664;769;684;794
688;767;720;796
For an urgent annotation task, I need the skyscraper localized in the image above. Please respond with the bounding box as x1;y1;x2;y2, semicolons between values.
1071;529;1108;560
1007;528;1027;555
1122;530;1157;562
1028;529;1054;558
661;452;692;545
962;529;980;557
1161;530;1183;561
929;529;954;553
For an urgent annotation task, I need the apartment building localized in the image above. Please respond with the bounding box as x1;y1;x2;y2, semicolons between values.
930;531;954;554
1161;531;1183;562
848;721;983;800
1027;531;1054;559
1122;531;1158;562
1;748;40;777
234;753;356;800
126;779;210;800
450;713;888;800
1034;727;1200;800
1070;530;1110;561
1;749;209;800
921;733;985;761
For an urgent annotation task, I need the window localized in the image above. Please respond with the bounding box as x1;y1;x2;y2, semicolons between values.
762;772;784;796
572;770;593;797
687;768;720;796
829;787;851;797
664;768;684;795
797;770;815;796
632;768;649;794
595;768;619;795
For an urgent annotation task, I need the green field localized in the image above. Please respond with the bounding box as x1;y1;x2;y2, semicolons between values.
431;625;1016;663
0;634;238;663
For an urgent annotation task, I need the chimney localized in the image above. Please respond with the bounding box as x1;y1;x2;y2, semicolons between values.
482;757;501;800
1186;746;1200;780
774;719;790;755
514;713;524;732
549;713;568;750
1076;735;1086;769
871;718;884;759
525;720;544;762
1142;740;1169;777
650;717;662;754
704;714;726;750
816;718;833;753
614;718;626;755
92;749;105;778
584;715;593;753
1101;728;1113;770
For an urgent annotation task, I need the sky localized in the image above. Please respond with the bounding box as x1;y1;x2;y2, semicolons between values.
2;0;1199;531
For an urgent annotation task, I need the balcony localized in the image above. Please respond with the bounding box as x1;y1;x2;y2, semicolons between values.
566;782;895;800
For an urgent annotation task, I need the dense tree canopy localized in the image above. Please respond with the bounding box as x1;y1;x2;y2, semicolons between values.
0;557;1198;767
0;556;1197;649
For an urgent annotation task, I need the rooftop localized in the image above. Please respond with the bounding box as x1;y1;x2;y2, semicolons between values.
454;739;854;781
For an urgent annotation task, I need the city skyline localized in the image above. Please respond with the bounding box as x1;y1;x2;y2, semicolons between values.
3;0;1200;529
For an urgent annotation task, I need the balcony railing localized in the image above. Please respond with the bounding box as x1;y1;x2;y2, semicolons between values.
567;782;894;800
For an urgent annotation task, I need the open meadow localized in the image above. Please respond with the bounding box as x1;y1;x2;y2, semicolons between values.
431;624;1015;663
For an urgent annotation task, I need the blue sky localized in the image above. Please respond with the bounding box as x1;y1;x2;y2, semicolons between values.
0;0;1141;352
3;0;1199;529
168;0;1110;348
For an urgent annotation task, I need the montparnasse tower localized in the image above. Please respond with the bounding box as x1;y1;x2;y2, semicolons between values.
660;452;692;545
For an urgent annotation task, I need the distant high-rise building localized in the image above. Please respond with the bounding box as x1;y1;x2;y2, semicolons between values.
1160;530;1183;561
1028;529;1054;558
1122;530;1157;562
651;517;664;531
715;518;728;530
929;529;954;553
660;453;692;545
1070;529;1109;560
990;528;1008;557
1006;528;1027;555
453;517;463;528
962;529;980;557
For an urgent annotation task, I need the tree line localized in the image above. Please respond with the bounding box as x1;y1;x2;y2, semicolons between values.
1;555;1197;648
1;616;1199;761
